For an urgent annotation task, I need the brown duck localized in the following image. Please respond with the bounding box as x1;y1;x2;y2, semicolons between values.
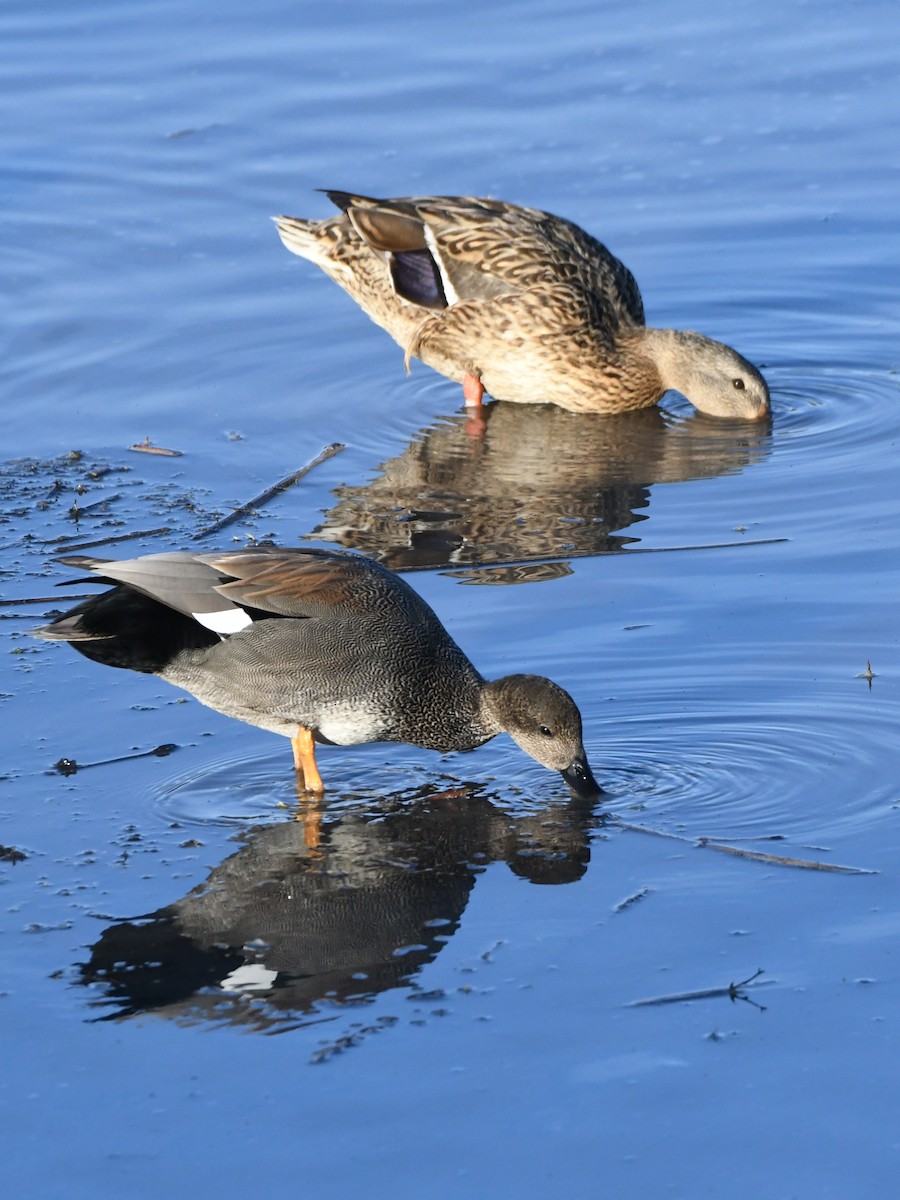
274;191;769;420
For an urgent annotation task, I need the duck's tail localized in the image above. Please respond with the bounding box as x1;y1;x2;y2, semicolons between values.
272;214;327;263
32;586;216;674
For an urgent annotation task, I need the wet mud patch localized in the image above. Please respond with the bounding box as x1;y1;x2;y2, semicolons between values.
1;450;216;565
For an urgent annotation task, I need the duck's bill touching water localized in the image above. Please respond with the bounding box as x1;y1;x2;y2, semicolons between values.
273;191;769;420
32;548;600;801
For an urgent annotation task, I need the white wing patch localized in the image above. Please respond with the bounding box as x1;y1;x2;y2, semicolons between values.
423;225;460;306
192;607;253;635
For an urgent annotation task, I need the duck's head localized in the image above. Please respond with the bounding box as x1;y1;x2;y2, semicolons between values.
649;329;770;420
484;674;601;800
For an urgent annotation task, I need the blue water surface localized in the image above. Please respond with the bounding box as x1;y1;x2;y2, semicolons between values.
2;0;900;1197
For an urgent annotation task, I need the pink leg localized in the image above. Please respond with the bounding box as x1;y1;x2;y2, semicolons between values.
465;407;488;439
462;371;485;408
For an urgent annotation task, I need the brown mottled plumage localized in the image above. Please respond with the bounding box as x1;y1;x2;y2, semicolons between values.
274;191;769;419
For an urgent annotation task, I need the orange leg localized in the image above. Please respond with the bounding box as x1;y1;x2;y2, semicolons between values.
462;370;484;407
294;787;323;851
291;724;324;794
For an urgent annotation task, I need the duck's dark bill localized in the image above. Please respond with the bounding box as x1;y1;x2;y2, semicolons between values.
561;757;602;800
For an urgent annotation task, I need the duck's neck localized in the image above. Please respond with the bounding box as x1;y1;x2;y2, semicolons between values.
625;326;703;400
475;678;508;738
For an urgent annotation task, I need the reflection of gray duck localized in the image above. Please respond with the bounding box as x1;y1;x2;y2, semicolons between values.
274;191;769;419
34;547;599;797
314;404;773;570
77;789;597;1029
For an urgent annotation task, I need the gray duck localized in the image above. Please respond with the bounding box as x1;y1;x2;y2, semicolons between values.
33;547;599;798
274;191;770;420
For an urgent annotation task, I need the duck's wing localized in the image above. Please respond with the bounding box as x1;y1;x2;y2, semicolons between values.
324;192;644;323
49;549;404;633
197;548;405;621
52;552;255;635
55;553;237;619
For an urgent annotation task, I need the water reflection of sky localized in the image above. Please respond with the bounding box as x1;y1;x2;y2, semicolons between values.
2;0;900;1196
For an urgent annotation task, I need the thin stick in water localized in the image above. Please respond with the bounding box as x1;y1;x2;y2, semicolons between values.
628;968;767;1008
193;442;346;541
43;526;173;553
696;838;877;874
612;817;875;874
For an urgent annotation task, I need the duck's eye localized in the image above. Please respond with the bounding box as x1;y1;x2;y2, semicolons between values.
732;378;746;391
539;724;554;738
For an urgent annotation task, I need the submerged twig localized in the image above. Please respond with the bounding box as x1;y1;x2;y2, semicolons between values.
696;838;876;874
629;968;768;1009
43;526;172;552
613;886;652;913
401;537;789;575
0;593;100;609
193;442;346;541
612;817;875;875
50;744;178;776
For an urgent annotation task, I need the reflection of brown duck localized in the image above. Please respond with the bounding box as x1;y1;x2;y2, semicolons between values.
313;404;772;571
274;192;769;419
76;788;598;1030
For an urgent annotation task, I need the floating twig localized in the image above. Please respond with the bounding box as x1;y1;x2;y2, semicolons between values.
857;660;876;687
194;442;346;541
85;465;130;481
129;439;182;457
629;968;768;1009
67;494;122;519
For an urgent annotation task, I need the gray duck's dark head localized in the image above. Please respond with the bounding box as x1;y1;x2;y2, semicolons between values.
483;674;601;800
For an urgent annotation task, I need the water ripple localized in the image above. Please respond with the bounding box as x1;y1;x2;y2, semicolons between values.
146;669;898;852
151;747;464;828
597;690;900;845
773;366;900;464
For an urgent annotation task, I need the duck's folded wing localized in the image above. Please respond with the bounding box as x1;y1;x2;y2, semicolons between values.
199;549;398;621
57;553;243;626
321;191;645;323
329;195;529;308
